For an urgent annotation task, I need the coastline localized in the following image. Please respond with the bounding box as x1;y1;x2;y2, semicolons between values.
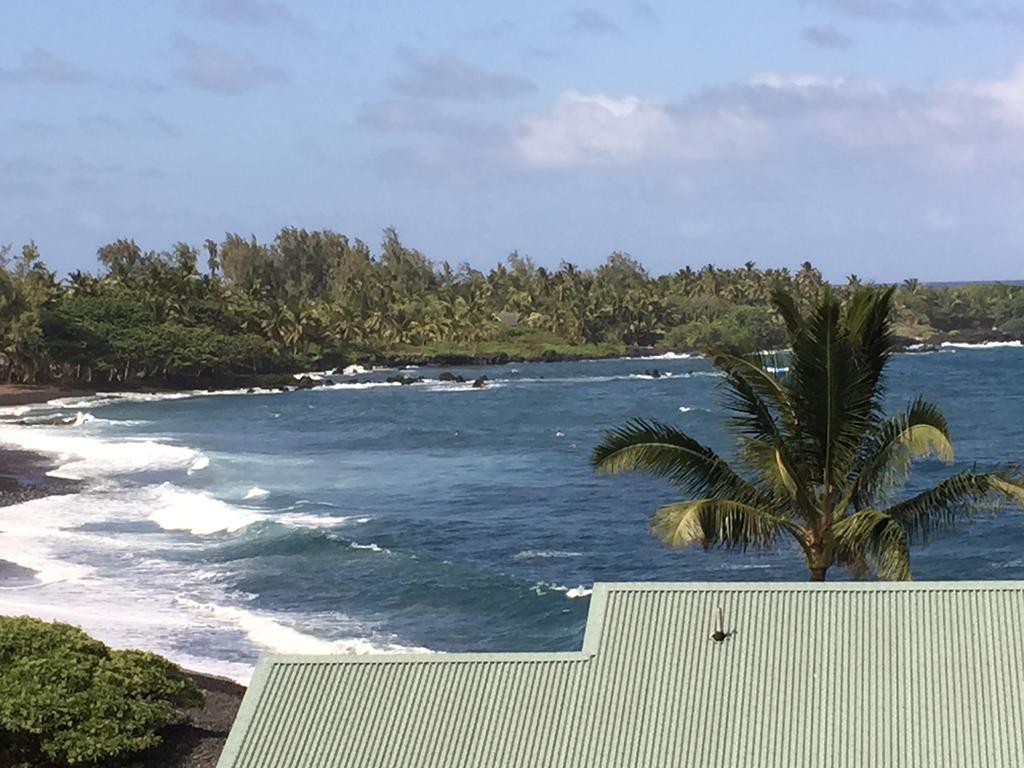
0;417;246;768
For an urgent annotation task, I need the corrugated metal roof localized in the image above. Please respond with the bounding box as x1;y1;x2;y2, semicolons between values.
217;581;1024;767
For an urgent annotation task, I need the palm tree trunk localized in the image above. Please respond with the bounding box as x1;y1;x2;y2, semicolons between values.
809;566;828;582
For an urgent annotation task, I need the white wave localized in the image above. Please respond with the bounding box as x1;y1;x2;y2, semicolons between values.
0;542;94;586
72;411;94;426
188;455;210;473
628;372;675;380
0;404;32;418
617;351;696;361
244;486;270;500
342;364;368;376
0;422;200;480
178;598;430;656
149;484;262;535
565;586;593;598
414;379;495;393
349;541;390;554
940;340;1023;349
532;581;593;599
514;550;582;560
165;652;256;685
679;406;695;413
273;512;361;529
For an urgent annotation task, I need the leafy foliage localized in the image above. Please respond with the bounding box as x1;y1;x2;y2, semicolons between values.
2;233;1023;386
0;616;202;767
592;287;1024;580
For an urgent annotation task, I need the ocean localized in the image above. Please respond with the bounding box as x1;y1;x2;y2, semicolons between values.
1;343;1022;682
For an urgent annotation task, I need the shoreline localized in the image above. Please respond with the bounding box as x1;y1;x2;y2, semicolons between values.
0;436;245;768
0;337;1021;410
0;447;81;583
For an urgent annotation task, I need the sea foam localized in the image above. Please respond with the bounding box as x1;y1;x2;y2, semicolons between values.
177;598;430;656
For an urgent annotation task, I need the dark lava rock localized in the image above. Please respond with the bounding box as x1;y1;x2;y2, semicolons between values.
294;376;317;390
438;371;466;382
471;376;488;389
246;388;255;394
386;375;423;386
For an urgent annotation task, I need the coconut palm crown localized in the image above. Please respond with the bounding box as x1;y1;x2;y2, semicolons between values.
592;286;1024;581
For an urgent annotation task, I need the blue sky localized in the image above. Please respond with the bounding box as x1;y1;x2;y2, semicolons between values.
4;0;1024;280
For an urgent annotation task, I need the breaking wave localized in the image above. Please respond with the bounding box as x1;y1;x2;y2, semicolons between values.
177;598;430;656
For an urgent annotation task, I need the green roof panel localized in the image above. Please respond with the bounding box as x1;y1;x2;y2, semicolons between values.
218;581;1024;767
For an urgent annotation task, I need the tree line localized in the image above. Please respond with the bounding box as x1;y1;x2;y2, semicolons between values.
1;227;1022;385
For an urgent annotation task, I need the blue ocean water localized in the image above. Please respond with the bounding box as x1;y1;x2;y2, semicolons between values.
1;346;1022;680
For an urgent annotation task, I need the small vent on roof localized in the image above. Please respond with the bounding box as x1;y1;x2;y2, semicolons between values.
711;606;730;643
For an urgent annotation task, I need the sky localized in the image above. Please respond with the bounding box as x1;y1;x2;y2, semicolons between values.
4;1;1024;281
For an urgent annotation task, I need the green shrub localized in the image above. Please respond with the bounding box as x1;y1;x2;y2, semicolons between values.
0;616;203;767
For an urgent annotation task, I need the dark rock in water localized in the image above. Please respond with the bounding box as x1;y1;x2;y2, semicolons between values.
322;379;335;386
386;375;423;386
278;386;290;393
294;376;317;390
471;376;488;389
645;369;661;379
246;388;255;394
438;371;466;383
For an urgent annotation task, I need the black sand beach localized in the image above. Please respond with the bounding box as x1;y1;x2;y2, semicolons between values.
0;387;247;767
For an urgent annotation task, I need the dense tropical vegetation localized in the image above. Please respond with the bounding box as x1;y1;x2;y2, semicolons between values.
0;616;202;767
2;228;1023;386
592;287;1024;581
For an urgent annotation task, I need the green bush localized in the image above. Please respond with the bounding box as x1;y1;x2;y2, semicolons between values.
0;616;203;767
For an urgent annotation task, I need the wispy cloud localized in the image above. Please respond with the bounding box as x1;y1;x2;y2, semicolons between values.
631;2;661;26
179;0;297;26
80;113;126;133
0;48;90;85
802;0;1024;26
175;37;287;94
144;114;179;138
569;8;621;35
389;48;534;101
802;24;854;48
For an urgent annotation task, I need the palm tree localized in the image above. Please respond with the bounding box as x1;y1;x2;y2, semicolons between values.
592;287;1024;581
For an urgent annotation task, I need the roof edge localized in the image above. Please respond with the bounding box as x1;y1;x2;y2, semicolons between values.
594;580;1024;592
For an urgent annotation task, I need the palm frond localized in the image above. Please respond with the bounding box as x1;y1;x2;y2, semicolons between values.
710;349;793;424
592;418;765;503
883;470;1024;543
651;499;792;551
844;286;895;411
847;396;953;510
832;509;911;580
712;349;822;518
771;289;804;336
786;288;889;488
788;289;866;484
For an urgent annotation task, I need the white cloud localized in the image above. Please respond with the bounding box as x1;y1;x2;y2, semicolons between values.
517;91;764;168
